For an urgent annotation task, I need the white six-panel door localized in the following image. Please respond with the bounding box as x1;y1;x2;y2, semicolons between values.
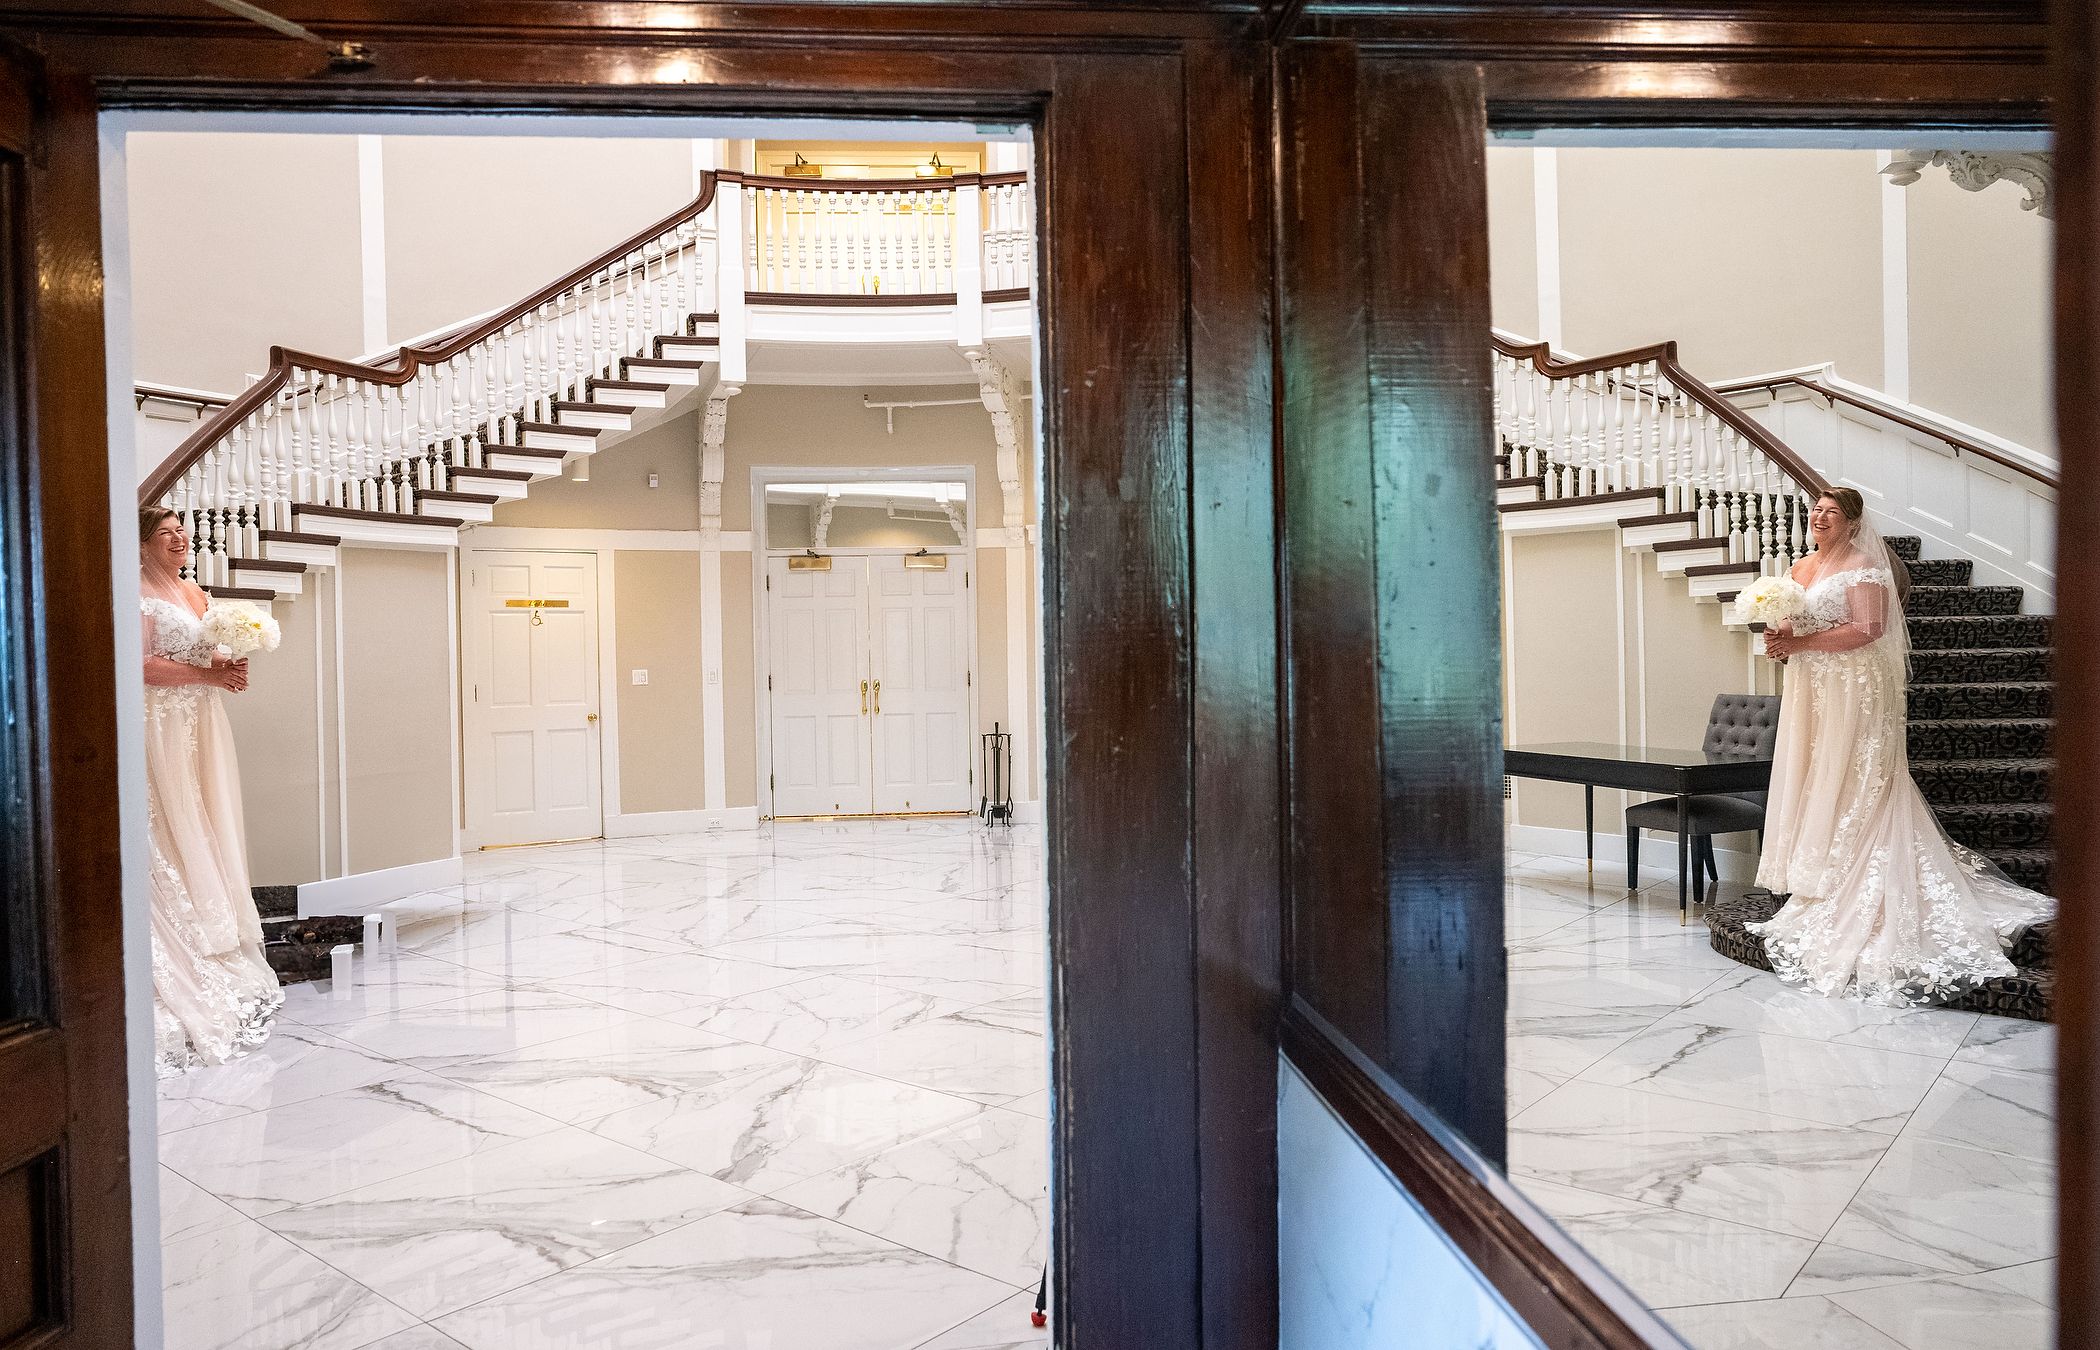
870;555;973;813
464;551;604;846
767;557;875;816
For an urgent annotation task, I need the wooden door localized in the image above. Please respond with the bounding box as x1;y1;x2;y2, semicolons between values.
0;43;136;1348
869;553;973;814
464;551;604;846
766;556;874;816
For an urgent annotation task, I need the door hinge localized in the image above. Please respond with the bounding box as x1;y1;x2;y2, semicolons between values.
770;774;775;789
473;683;479;703
967;670;972;687
767;674;773;690
765;575;771;590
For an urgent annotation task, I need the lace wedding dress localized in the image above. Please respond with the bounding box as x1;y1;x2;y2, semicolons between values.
1749;557;2055;1007
143;595;282;1075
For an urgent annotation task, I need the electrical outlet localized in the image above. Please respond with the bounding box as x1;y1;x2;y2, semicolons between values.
647;472;660;489
632;669;649;685
707;669;720;686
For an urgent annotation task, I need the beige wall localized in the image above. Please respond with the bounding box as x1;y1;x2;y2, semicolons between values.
340;548;456;871
723;385;1002;530
381;136;699;344
126;132;366;393
613;550;706;815
1486;146;1538;339
491;411;703;530
1909;171;2055;450
1555;148;1885;386
223;581;330;887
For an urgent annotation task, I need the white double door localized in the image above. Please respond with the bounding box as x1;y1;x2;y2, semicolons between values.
463;550;604;846
768;554;973;817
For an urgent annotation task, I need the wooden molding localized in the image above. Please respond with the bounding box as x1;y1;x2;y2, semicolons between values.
1281;1000;1690;1350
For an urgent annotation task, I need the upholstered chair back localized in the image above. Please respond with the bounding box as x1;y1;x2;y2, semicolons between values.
1703;693;1781;759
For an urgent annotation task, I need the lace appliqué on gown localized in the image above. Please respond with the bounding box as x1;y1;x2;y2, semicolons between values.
1746;567;2054;1008
142;596;282;1076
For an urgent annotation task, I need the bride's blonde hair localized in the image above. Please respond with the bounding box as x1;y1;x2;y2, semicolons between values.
1816;487;1909;602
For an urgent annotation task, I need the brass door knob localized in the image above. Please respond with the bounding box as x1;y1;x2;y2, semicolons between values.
586;712;600;723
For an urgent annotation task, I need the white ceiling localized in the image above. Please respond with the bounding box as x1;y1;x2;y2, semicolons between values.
744;337;1033;388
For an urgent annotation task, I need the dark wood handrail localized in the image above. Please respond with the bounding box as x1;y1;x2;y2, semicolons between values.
1711;372;2060;492
140;174;720;507
717;168;1028;192
1281;999;1689;1350
1491;333;1830;497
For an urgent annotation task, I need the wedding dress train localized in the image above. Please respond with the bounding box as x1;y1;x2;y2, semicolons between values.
143;596;282;1075
1749;562;2055;1007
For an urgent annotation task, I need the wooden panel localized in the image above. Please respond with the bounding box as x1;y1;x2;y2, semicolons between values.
0;1150;55;1341
1358;59;1507;1161
2051;1;2098;1341
1185;39;1283;1349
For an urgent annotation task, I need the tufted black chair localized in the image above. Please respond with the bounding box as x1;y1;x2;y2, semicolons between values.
1626;694;1782;898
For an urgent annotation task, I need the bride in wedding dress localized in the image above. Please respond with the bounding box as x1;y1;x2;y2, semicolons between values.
1749;487;2055;1007
139;506;282;1074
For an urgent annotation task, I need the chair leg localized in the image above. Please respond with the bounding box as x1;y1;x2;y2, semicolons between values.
1627;827;1640;890
1702;836;1719;883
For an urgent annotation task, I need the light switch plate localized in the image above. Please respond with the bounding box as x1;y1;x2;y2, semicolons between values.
632;669;649;685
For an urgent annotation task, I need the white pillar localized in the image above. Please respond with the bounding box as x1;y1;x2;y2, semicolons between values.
955;183;985;348
714;180;748;386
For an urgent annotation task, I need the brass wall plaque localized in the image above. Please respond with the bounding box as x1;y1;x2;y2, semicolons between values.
503;599;572;608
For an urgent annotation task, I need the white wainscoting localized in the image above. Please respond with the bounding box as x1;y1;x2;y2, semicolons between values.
298;854;463;918
604;807;761;838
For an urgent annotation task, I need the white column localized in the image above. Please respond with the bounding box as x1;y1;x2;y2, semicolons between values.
954;183;985;348
1879;149;1912;402
357;135;389;356
714;180;748;386
1532;148;1563;349
1004;525;1033;804
698;388;736;812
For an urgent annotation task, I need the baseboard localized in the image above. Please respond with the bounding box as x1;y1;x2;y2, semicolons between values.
1506;822;1762;884
298;854;463;918
1011;799;1045;824
604;807;761;839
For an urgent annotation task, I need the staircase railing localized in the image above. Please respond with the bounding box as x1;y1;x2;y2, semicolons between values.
727;169;1032;300
139;176;722;583
1491;331;1831;573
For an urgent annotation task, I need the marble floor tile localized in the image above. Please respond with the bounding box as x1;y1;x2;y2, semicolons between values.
913;1291;1049;1349
156;1022;401;1131
1506;1000;1663;1080
1000;1090;1050;1121
1902;1060;2054;1164
1782;1241;1965;1297
158;1164;247;1245
534;948;810;1017
434;1018;799;1124
1576;1021;1946;1133
1829;1269;2054;1350
774;1109;1048;1287
1660;1295;1907;1350
385;901;591;959
1662;968;1980;1059
1509;1067;1567;1114
945;994;1045;1036
1507;957;1732;1014
584;1056;986;1193
161;1074;560;1217
1519;1179;1816;1309
816;1010;1046;1105
1953;1016;2055;1074
432;1198;1016;1350
162;1219;418;1350
1823;1135;2056;1274
1510;1080;1891;1239
600;894;878;947
260;1127;751;1319
277;952;517;1029
667;974;970;1057
360;1330;473;1350
431;927;694;983
323;990;650;1073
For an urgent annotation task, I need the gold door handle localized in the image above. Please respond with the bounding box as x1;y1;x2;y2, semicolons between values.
873;680;881;715
860;680;869;715
586;712;599;723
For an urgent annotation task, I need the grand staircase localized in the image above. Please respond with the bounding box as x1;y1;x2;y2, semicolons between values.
1489;333;2058;1020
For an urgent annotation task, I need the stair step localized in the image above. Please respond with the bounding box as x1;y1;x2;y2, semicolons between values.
228;555;307;596
415;489;500;523
1908;681;2053;721
654;334;719;360
687;311;721;334
1653;536;1729;573
1909;614;2052;650
292;503;465;546
1682;559;1760;599
1886;535;1922;561
1909;647;2053;684
623;357;712;386
1933;801;2053;850
201;584;275;603
258;528;342;568
1911;757;2054;806
1620;511;1702;551
448;466;535;501
1906;558;1974;586
252;885;299;921
1905;584;2025;616
518;421;604;456
1496;476;1542;505
1907;717;2053;759
550;399;633;431
585;378;672;409
1989;849;2056;897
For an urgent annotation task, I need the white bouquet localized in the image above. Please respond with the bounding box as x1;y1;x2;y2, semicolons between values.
201;600;281;658
1731;576;1808;629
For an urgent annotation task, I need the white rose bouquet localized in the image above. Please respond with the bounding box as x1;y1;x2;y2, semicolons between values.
200;600;281;658
1731;576;1808;630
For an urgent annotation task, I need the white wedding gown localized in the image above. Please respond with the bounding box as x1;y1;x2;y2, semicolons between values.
143;596;282;1075
1749;563;2055;1007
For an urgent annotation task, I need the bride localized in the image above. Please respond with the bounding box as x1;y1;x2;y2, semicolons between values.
1751;487;2054;1006
140;507;282;1074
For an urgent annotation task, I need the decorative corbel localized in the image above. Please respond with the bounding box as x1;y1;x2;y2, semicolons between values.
1881;150;2054;220
963;347;1026;538
698;383;739;535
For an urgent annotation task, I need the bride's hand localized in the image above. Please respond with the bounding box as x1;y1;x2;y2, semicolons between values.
211;659;248;692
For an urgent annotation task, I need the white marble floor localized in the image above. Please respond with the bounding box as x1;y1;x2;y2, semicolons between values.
158;820;1051;1350
1505;851;2057;1350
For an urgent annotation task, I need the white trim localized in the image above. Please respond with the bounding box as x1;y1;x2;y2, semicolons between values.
1500;531;1520;823
1012;798;1045;824
700;539;727;810
605;807;761;838
597;552;623;821
1508;824;1760;883
332;564;351;875
313;578;329;878
1499;497;1663;534
459;526;754;554
1611;540;1628;825
446;550;464;859
1531;148;1563;349
356;135;389;355
299;854;464;918
1633;551;1650;751
1002;531;1033;806
1879;149;1911;403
